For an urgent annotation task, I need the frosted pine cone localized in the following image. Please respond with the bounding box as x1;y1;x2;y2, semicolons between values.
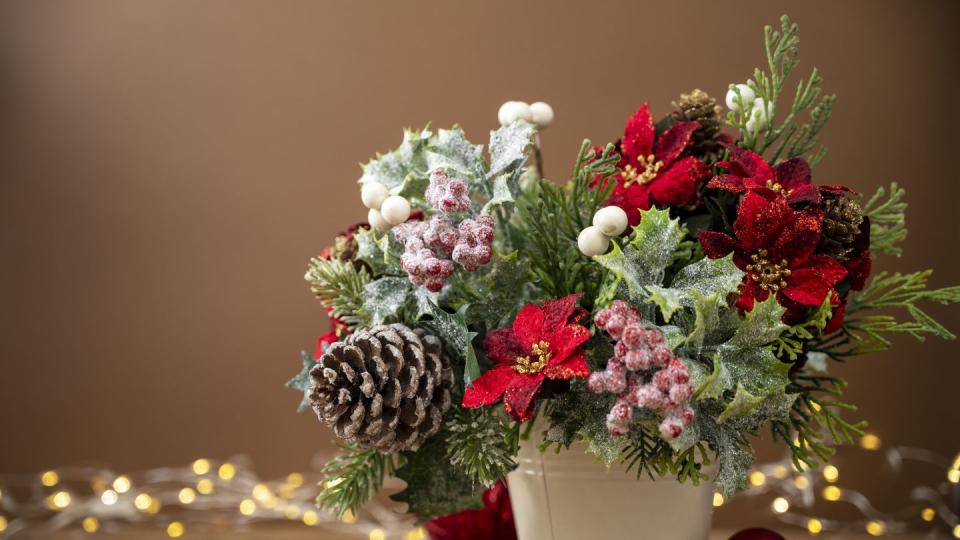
819;194;864;260
309;324;454;453
671;89;724;162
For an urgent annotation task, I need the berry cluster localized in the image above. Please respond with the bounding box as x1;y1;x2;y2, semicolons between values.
588;300;695;440
393;171;494;291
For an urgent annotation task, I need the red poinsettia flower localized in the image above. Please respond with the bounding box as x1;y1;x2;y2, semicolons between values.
604;104;711;225
462;294;591;422
707;146;820;205
425;480;517;540
313;330;339;359
699;190;847;322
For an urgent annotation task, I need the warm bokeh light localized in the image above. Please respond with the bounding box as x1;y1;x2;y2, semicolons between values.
948;469;960;484
341;508;357;524
370;528;386;540
0;516;8;533
48;491;71;509
178;487;196;504
113;475;132;493
287;472;304;487
82;516;100;533
749;471;766;487
860;434;882;450
793;476;809;489
218;463;236;481
192;459;211;475
252;483;271;502
239;499;256;516
953;524;960;538
712;493;724;507
771;465;788;479
134;493;153;511
302;510;319;526
771;497;789;513
197;478;214;495
41;471;59;487
822;486;841;501
284;505;301;519
920;507;936;522
166;521;184;538
866;520;885;536
807;518;823;535
822;465;839;482
100;489;119;506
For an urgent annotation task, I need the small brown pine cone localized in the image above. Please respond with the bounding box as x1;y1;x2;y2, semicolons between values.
309;324;454;453
672;89;724;161
819;195;864;260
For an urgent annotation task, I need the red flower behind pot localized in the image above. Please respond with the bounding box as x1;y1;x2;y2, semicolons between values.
462;294;591;422
424;480;517;540
605;104;711;225
707;146;820;205
699;191;846;321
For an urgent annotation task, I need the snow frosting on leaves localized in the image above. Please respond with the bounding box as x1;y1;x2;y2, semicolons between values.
466;251;532;327
488;121;535;178
285;351;318;413
594;208;685;303
647;255;743;322
360;128;432;191
363;277;412;325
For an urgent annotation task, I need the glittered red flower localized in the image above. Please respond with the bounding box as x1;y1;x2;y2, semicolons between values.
424;480;516;540
605;104;711;225
699;190;847;321
707;146;820;205
462;294;591;422
313;330;339;359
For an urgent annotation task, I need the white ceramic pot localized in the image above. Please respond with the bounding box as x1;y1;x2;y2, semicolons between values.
507;431;716;540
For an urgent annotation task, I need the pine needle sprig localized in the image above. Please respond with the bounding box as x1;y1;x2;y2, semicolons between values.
445;408;517;486
861;183;908;257
304;257;372;327
316;444;393;517
727;15;836;166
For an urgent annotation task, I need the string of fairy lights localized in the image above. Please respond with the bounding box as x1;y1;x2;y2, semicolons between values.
0;456;420;539
713;433;960;538
1;436;957;538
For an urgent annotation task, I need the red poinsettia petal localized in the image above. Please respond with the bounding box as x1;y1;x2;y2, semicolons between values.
648;157;709;208
621;103;655;163
823;300;846;335
805;254;848;286
483;326;525;365
782;268;831;306
775;208;822;266
313;331;339;359
787;183;821;205
726;146;775;180
707;174;747;193
736;278;768;312
734;190;787;253
699;230;737;259
654;121;700;167
512;304;546;350
819;184;858;196
845;250;872;291
543;349;590;380
541;293;584;331
545;323;591;365
462;365;517;408
503;375;545;422
774;158;812;189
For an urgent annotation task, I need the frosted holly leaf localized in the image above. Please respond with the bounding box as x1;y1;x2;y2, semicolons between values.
712;424;753;497
585;428;628;466
722;391;796;431
727;296;787;349
285;350;319;413
691;354;731;401
717;383;764;423
467;251;531;327
488;121;535;178
359;127;432;190
646;255;743;322
482;167;524;215
363;277;412;324
390;433;485;520
594;208;685;302
679;291;722;356
354;228;401;275
426;127;485;179
714;347;791;404
414;289;476;376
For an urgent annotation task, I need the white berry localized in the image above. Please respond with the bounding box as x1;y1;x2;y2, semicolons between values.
724;83;756;112
361;181;389;210
497;101;533;126
745;115;760;136
380;195;412;225
752;97;772;129
368;208;391;231
530;102;554;128
578;226;610;257
592;206;629;237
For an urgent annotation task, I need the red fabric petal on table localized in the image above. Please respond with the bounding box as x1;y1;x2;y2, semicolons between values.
543;350;590;380
483;326;525;365
648;157;709;207
541;293;583;330
462;365;517;408
620;103;655;162
699;230;737;259
503;375;545;422
773;158;812;189
654;121;700;167
782;268;830;306
707;174;747;193
775;208;822;265
806;254;848;286
512;304;546;350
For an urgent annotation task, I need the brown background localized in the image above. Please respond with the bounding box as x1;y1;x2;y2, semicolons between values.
1;0;958;530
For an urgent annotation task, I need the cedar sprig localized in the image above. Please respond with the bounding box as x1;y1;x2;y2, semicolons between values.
861;182;908;257
623;424;711;485
316;443;394;517
445;408;518;486
304;257;372;327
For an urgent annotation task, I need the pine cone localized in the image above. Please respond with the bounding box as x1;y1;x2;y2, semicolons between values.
819;194;864;260
309;324;454;453
672;89;724;161
328;233;359;262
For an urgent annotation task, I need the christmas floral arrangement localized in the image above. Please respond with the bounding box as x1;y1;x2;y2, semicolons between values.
287;16;959;523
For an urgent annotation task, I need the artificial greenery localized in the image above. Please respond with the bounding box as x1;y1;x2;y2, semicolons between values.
861;182;908;257
445;407;518;486
315;444;392;518
304;257;372;327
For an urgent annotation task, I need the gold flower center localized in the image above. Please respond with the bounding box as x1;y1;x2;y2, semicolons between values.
513;340;552;375
745;249;792;292
765;179;793;198
621;154;664;187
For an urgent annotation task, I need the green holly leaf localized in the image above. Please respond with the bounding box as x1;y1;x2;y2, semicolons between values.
285;350;318;413
363;277;412;324
354;228;402;276
414;289;476;388
488;121;535;177
728;296;787;349
467;251;532;327
359;128;432;190
426;126;485;180
717;383;764;423
646;255;743;322
391;434;485;521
